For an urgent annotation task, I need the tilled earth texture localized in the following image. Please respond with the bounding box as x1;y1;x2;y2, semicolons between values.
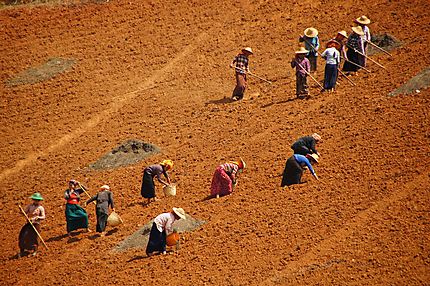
1;0;430;285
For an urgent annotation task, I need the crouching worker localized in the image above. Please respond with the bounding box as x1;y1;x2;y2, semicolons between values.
146;208;186;256
85;185;114;237
210;158;246;198
18;193;46;257
281;153;319;187
291;133;322;156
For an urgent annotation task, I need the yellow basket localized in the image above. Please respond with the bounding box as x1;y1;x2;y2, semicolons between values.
163;184;176;196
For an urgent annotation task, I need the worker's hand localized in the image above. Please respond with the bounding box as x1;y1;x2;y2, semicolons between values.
111;208;115;212
230;64;234;68
314;175;319;181
30;217;37;223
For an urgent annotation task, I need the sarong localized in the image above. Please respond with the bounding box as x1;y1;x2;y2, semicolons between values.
342;48;361;72
281;156;304;187
323;64;338;89
210;166;233;196
65;203;89;232
232;72;247;99
18;223;40;252
140;172;155;198
296;74;308;96
146;222;166;255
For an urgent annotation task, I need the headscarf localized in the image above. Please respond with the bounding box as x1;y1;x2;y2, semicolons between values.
160;159;174;170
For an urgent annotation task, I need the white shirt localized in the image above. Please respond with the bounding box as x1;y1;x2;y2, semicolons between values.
362;26;371;42
154;212;176;234
321;47;340;65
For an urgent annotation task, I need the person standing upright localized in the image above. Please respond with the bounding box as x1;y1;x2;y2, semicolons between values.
230;47;253;101
321;39;341;92
299;28;320;73
291;47;311;99
86;185;115;237
342;26;365;75
354;15;371;67
64;179;90;236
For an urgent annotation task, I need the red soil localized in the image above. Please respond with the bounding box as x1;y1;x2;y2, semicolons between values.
1;0;429;285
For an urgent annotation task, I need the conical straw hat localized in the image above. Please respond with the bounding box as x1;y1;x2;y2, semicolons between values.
351;26;365;36
295;47;309;54
355;15;370;25
304;27;318;37
242;47;253;54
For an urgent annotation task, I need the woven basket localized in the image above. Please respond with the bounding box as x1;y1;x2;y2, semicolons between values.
163;184;176;196
107;212;123;227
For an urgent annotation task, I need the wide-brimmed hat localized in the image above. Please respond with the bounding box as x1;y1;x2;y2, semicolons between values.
172;207;186;220
311;133;322;142
307;153;319;163
351;26;365;36
30;192;44;201
295;47;309;54
355;15;371;25
242;47;253;54
326;39;341;49
337;30;348;38
160;159;174;170
100;185;110;190
304;27;318;38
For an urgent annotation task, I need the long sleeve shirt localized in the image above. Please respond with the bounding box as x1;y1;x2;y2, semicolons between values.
301;36;320;56
144;164;169;183
24;204;46;224
291;136;318;154
154;212;177;234
321;47;340;65
86;190;114;214
232;53;250;75
291;57;310;76
347;33;364;54
361;26;371;44
293;154;316;176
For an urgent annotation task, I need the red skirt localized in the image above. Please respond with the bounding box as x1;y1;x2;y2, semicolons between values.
210;166;233;196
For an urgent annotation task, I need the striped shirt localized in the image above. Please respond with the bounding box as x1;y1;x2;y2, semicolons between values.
221;162;239;176
232;54;249;74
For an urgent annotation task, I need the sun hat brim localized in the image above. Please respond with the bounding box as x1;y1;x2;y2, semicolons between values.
173;207;186;220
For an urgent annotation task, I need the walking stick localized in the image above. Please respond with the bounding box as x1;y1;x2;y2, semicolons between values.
301;36;356;86
347;44;387;70
365;40;393;57
19;205;49;250
234;67;272;84
295;61;324;90
341;57;371;73
78;183;96;205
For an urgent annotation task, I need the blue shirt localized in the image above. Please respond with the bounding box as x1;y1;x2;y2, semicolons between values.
293;154;316;176
303;36;320;56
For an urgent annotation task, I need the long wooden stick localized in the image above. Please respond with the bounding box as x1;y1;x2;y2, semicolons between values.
234;67;272;84
346;44;387;70
366;40;393;57
19;205;48;250
341;57;371;73
295;61;324;90
301;36;356;86
78;183;96;205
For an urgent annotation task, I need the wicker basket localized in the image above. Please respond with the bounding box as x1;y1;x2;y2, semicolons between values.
107;212;123;227
163;184;176;196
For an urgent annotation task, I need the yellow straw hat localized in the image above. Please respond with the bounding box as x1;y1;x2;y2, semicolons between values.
160;159;173;170
295;47;309;54
351;26;365;36
172;207;186;220
307;153;319;163
337;30;348;38
355;15;371;25
304;27;318;38
242;47;253;54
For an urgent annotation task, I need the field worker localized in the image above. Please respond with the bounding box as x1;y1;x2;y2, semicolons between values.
291;47;311;99
146;208;186;256
85;185;115;237
333;31;348;63
321;39;341;92
281;154;319;187
291;133;322;156
342;26;365;75
299;27;320;72
211;158;246;198
64;180;90;236
230;47;253;101
354;15;371;66
140;160;173;205
18;193;46;257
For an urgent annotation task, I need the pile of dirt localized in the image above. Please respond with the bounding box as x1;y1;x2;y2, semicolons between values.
389;67;430;96
114;214;205;252
88;139;160;170
6;57;75;86
368;33;401;55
